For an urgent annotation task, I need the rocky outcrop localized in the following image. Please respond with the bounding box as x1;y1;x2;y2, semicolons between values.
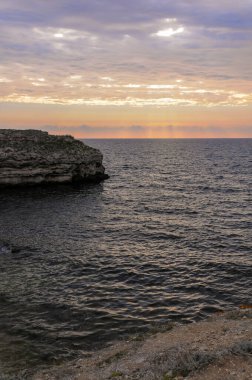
0;129;109;187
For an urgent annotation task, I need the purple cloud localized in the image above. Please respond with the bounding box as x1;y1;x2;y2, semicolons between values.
0;0;251;128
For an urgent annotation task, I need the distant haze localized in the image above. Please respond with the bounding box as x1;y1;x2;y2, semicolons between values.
0;1;252;138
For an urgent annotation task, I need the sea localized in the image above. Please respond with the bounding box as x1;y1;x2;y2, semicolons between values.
0;138;251;377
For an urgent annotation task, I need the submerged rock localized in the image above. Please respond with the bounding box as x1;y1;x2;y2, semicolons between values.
0;129;109;187
0;241;12;254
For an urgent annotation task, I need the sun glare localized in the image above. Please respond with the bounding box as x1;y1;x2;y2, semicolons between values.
154;27;185;37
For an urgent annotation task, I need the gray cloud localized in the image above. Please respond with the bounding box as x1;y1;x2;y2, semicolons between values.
1;123;251;138
0;0;251;125
30;124;252;138
39;124;146;135
1;1;252;29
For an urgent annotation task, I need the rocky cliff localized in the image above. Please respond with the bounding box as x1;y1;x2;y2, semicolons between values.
0;129;109;186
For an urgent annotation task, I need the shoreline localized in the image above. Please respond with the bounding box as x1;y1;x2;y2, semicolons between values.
33;309;252;380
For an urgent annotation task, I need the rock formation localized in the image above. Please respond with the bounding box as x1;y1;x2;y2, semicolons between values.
0;129;109;187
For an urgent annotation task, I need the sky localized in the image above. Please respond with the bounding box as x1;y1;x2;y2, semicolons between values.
0;0;252;138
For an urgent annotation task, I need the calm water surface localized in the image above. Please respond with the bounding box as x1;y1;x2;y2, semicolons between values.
0;139;251;376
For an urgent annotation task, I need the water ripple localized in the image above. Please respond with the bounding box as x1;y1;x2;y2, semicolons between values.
0;138;251;375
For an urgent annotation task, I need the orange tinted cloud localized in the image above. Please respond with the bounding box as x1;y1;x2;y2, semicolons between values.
0;1;252;137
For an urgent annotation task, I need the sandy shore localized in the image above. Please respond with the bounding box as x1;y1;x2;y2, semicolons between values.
34;309;251;380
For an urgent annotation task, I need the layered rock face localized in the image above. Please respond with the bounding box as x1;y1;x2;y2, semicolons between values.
0;129;109;186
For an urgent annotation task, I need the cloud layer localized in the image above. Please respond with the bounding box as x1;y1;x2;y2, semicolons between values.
0;1;251;136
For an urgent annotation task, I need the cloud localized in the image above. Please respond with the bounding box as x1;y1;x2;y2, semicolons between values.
1;1;252;31
5;124;250;138
0;0;251;135
153;27;185;37
1;84;251;107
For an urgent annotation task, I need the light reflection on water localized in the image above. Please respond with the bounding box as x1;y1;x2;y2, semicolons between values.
0;139;251;376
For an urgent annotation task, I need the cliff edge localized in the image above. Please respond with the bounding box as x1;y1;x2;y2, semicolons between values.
0;129;109;186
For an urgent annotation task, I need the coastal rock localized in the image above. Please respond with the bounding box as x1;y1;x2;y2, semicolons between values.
0;129;109;187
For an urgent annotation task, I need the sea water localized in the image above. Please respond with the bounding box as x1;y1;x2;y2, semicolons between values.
0;139;251;376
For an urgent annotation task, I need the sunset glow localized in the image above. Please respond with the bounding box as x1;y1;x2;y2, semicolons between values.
0;1;251;138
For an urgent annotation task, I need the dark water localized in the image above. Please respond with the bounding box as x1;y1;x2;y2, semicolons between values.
0;139;251;376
